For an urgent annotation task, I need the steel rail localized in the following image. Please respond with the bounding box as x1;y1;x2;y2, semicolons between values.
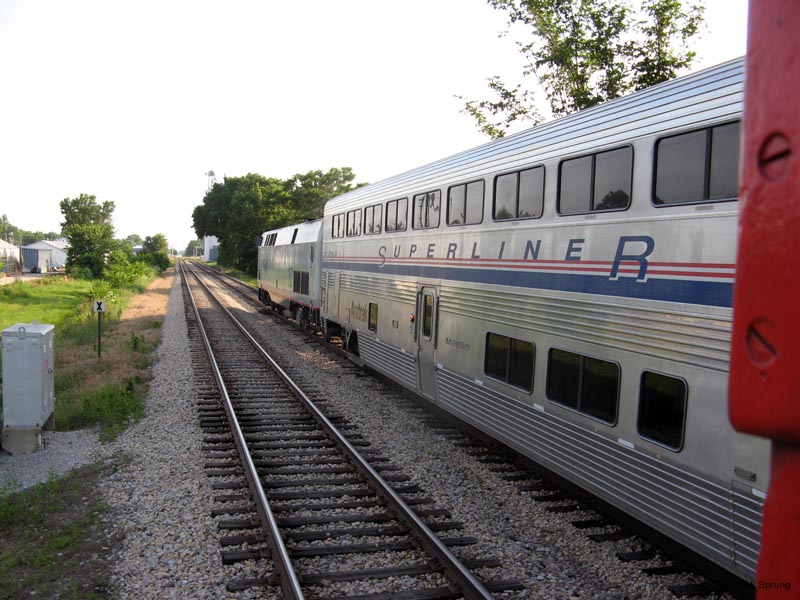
180;261;305;600
185;261;496;600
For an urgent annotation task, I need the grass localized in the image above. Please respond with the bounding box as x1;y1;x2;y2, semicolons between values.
0;460;124;600
0;270;173;598
0;271;168;436
0;276;92;330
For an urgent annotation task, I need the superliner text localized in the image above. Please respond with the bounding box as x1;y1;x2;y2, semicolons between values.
376;235;655;281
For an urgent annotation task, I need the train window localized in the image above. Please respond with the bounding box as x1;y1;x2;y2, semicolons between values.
709;122;740;199
422;294;434;338
494;166;544;220
332;214;345;239
558;147;631;214
346;209;362;236
447;180;484;225
484;332;534;393
519;167;544;217
364;203;383;235
654;121;741;205
386;197;408;232
368;303;378;332
547;348;619;424
413;190;441;229
638;371;687;450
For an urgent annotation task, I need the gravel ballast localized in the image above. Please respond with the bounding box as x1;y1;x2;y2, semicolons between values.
0;429;100;490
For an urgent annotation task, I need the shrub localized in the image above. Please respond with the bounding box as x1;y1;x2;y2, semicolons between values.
105;250;151;288
135;251;170;272
67;265;96;280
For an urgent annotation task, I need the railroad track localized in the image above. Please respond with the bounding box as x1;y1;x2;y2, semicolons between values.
180;260;522;598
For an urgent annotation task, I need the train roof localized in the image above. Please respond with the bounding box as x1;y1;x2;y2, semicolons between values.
325;57;744;213
259;218;322;246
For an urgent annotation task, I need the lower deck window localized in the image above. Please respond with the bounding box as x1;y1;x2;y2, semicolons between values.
547;348;619;423
637;371;687;450
484;332;534;393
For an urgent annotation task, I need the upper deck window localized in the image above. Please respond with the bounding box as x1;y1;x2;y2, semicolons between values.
654;121;740;205
494;166;544;221
448;180;484;225
412;190;441;229
346;209;362;237
364;203;383;235
385;197;408;232
559;146;632;214
332;214;345;239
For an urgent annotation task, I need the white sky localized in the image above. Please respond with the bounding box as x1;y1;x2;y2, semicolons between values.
0;0;748;250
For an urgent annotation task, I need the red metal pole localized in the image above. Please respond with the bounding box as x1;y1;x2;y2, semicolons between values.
730;1;800;597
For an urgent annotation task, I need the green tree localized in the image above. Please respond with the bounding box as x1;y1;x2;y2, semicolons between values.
143;233;168;254
193;173;293;273
124;233;144;247
462;0;704;138
632;0;704;88
60;194;116;278
184;239;203;257
286;167;362;219
192;168;361;274
135;233;170;271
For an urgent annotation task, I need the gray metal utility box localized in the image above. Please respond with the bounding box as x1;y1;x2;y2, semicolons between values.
1;323;55;454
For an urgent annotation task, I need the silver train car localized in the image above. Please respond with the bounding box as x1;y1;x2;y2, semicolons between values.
257;219;323;328
315;58;768;582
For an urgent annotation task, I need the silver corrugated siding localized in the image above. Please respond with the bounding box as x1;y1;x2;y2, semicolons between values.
436;367;761;579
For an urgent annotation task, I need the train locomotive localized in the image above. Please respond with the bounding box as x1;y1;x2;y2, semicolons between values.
258;57;768;583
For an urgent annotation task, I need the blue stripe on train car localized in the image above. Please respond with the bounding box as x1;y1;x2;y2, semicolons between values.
322;260;733;308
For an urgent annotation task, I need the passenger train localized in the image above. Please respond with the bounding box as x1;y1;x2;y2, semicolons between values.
257;57;767;583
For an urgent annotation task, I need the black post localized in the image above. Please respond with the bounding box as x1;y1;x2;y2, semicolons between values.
97;311;102;359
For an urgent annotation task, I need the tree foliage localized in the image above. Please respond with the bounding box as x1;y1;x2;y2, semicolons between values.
1;214;61;246
183;239;203;257
135;233;171;271
124;233;144;247
192;168;361;274
143;233;168;254
60;194;116;279
462;0;704;138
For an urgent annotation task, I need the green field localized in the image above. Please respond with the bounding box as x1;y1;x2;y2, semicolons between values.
0;277;93;332
0;273;167;598
0;273;162;434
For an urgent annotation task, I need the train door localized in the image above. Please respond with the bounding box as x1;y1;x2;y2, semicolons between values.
416;286;438;399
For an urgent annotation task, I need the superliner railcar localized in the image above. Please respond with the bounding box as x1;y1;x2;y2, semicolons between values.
259;58;768;582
